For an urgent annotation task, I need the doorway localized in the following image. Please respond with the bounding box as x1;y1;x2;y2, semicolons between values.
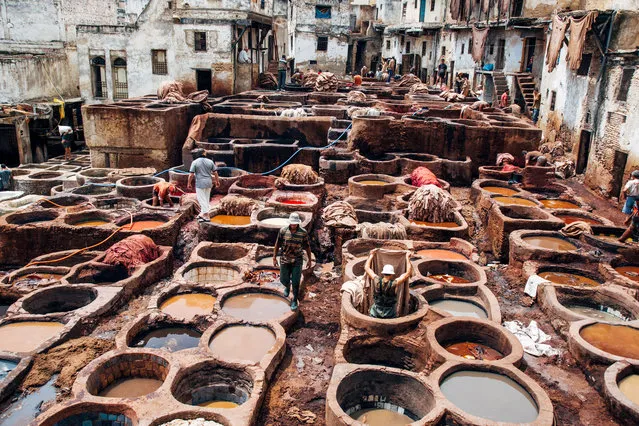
355;40;367;73
576;130;591;174
448;60;455;87
196;69;212;93
611;150;628;198
495;39;506;70
521;38;536;73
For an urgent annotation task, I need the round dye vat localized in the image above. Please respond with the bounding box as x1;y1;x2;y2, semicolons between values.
566;304;627;322
615;266;639;284
160;294;216;321
540;199;580;209
493;196;538;207
100;377;163;398
222;293;291;322
0;321;65;353
210;215;251;226
259;217;289;227
440;371;538;423
580;324;639;359
198;400;239;409
410;220;458;228
209;325;276;363
132;326;202;352
429;274;471;284
555;214;601;225
429;299;487;319
122;220;166;231
444;342;504;361
482;186;519;196
416;249;467;261
522;236;577;251
358;180;390;186
538;271;600;287
619;374;639;406
349;408;414;425
73;219;110;227
11;273;64;286
594;234;632;244
0;359;18;381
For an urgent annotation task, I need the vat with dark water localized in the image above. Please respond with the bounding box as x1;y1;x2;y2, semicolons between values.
580;324;639;359
159;294;216;321
429;299;487;319
522;236;577;251
565;304;627;322
440;370;538;422
222;293;290;322
0;376;56;425
615;266;639;284
209;325;276;363
131;326;202;352
538;271;600;287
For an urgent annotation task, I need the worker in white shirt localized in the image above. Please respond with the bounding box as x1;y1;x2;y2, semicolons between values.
238;47;251;64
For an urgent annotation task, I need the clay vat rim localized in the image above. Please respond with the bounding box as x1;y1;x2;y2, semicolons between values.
570;320;639;363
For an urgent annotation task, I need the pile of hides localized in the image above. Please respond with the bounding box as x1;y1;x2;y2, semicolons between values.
346;90;367;104
302;71;319;89
560;221;592;237
258;72;278;90
470;100;490;111
503;320;560;357
322;201;357;228
280;108;308;117
279;164;319;185
219;195;259;216
409;83;430;95
357;222;407;240
555;160;576;179
315;72;339;92
439;90;466;102
539;141;575;178
410;167;442;188
341;277;365;308
407;184;456;222
539;141;565;158
152;81;210;110
362;249;412;316
103;235;161;274
397;74;421;87
347;106;381;118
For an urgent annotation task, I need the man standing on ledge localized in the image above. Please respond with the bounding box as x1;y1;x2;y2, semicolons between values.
188;148;220;222
273;212;312;311
278;55;288;90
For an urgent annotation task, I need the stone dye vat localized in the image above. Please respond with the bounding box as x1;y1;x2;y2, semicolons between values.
132;326;202;352
208;324;277;363
160;293;217;321
221;291;291;322
415;249;468;260
428;299;488;319
579;323;639;360
0;321;65;353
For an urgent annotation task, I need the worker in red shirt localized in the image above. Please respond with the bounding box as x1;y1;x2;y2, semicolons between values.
500;89;509;108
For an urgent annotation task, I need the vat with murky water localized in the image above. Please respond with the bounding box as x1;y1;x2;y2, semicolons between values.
159;294;216;320
540;199;580;209
222;293;291;322
565;304;627;322
132;326;202;352
444;342;504;361
493;196;538;207
483;186;519;196
0;359;17;381
523;236;577;251
210;215;252;226
122;220;166;231
615;266;639;284
429;299;487;319
538;271;600;287
0;321;65;353
580;323;639;359
99;377;163;398
619;374;639;406
209;325;276;363
410;220;459;228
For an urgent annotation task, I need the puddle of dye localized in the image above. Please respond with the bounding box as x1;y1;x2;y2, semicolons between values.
210;215;251;226
540;199;579;209
73;219;110;227
122;220;166;231
259;217;290;226
580;323;639;359
410;220;458;228
416;249;467;260
100;377;163;398
198;400;240;409
615;266;639;283
358;180;389;186
279;199;307;205
0;375;57;425
350;408;413;425
556;214;601;225
429;274;471;284
522;236;577;251
209;325;276;363
0;359;17;381
445;342;504;360
619;374;639;406
132;327;202;352
538;271;600;287
222;293;291;322
0;321;65;353
440;371;538;423
493;196;538;207
483;186;519;196
429;299;487;319
566;304;627;322
159;294;216;321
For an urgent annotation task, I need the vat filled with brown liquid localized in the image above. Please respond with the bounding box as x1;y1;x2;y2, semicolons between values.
540;199;580;209
210;215;251;226
410;220;459;228
122;220;166;231
619;374;639;406
358;180;390;186
538;271;600;287
493;196;538;207
482;186;519;196
429;274;471;284
198;401;239;409
522;236;577;251
0;321;65;353
100;377;163;398
159;294;216;320
444;342;504;361
209;325;276;363
416;249;467;260
580;323;639;359
132;326;202;352
349;408;414;425
555;214;602;225
222;293;291;322
615;266;639;284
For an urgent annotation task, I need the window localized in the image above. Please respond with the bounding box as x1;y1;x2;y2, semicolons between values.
402;3;407;17
317;36;328;51
401;36;405;45
617;68;634;101
386;40;391;50
430;0;435;11
414;0;418;8
315;5;331;19
429;51;432;59
406;41;411;53
461;43;465;54
469;38;473;53
194;32;207;52
91;56;107;99
421;42;427;56
489;44;494;55
441;46;446;56
550;90;556;111
260;0;264;8
152;49;167;75
310;60;317;65
576;53;591;76
112;57;128;100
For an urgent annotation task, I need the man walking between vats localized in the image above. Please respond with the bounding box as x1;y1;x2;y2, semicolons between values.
0;164;11;191
273;212;313;311
278;55;289;90
621;170;639;218
436;58;447;87
532;88;541;125
187;149;220;222
500;88;509;108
